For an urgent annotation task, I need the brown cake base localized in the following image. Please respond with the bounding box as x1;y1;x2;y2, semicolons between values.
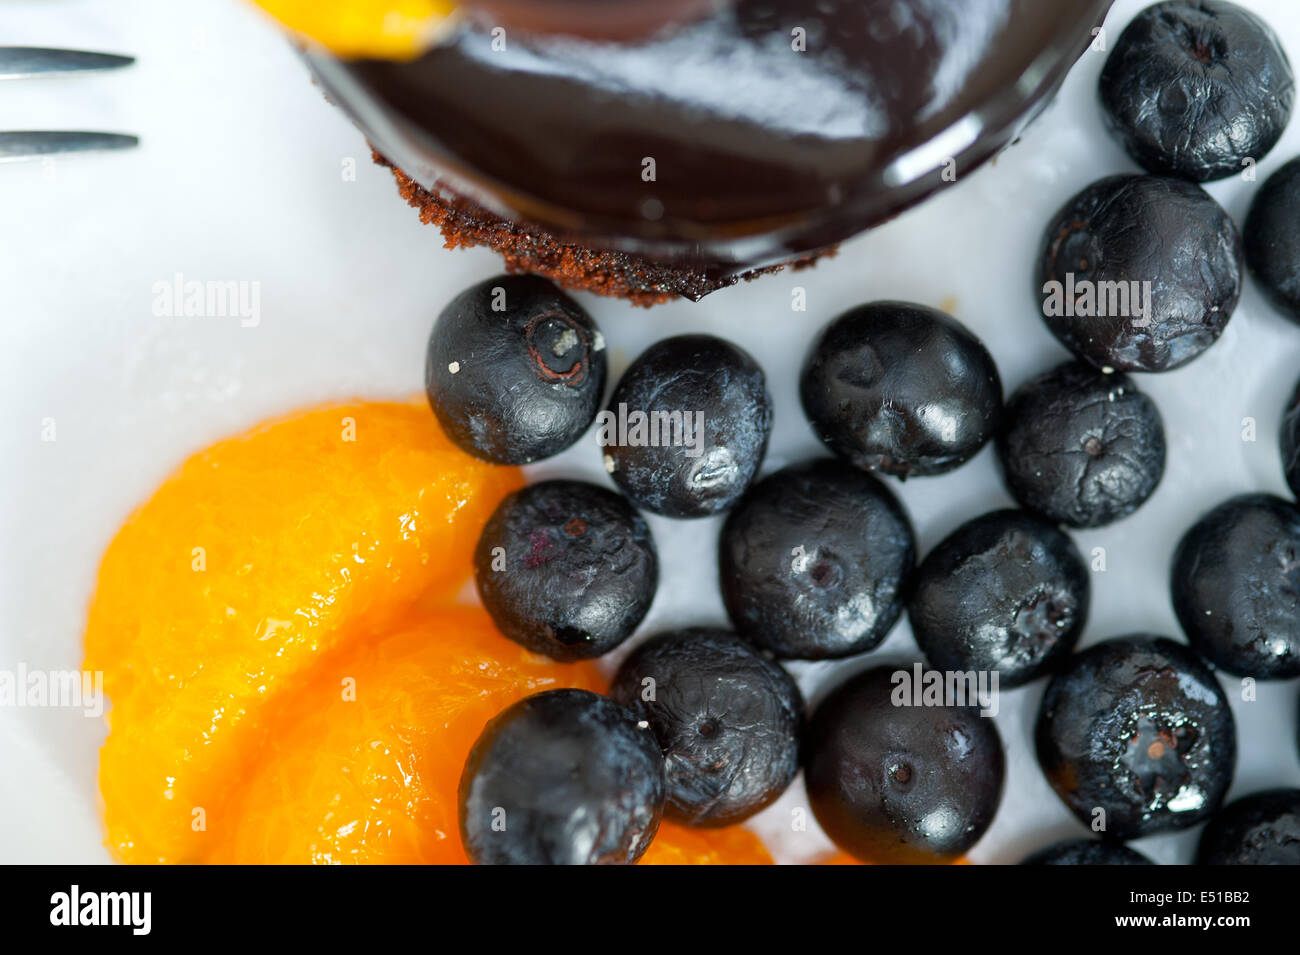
374;152;834;306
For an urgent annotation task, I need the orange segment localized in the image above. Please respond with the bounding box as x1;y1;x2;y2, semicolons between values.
640;823;773;865
249;0;458;59
819;851;971;865
87;397;785;865
85;401;520;864
212;608;600;864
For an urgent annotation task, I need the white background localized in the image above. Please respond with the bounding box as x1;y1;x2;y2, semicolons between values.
2;0;1298;864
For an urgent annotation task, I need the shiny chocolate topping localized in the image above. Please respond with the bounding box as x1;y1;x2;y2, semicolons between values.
461;0;730;42
308;0;1112;271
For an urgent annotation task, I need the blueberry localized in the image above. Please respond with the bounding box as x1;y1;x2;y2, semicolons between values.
719;459;915;660
1285;377;1300;499
997;361;1167;528
1021;839;1155;866
908;509;1089;688
800;301;1002;478
1196;789;1300;864
458;688;664;865
1171;493;1300;679
425;274;606;464
805;665;1005;864
1036;635;1236;841
474;480;658;661
1245;156;1300;325
609;627;803;827
1037;174;1243;372
1099;1;1294;183
600;334;771;518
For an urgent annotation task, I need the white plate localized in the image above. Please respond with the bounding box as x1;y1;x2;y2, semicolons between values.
3;0;1299;864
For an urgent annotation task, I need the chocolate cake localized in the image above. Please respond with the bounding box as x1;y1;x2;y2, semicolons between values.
376;150;832;305
307;0;1114;303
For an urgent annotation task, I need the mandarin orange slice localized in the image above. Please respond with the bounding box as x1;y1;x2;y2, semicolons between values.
250;0;457;59
211;608;600;863
639;822;773;866
85;401;520;863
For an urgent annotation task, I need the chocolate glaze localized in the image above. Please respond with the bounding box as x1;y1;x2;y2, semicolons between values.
307;0;1112;279
461;0;728;42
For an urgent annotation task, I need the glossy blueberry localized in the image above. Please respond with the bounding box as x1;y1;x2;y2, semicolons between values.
609;627;803;827
474;480;657;661
800;301;1002;478
908;509;1089;688
1036;635;1236;841
1171;493;1300;679
1285;377;1300;499
1197;789;1300;864
1245;157;1300;325
1021;839;1155;866
719;458;915;660
1099;1;1294;182
1037;175;1243;372
805;665;1005;865
997;361;1167;527
600;334;771;518
425;274;606;464
458;689;664;865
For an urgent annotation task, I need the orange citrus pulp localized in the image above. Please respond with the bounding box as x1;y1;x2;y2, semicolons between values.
640;823;773;865
86;400;530;862
249;1;457;59
85;399;773;864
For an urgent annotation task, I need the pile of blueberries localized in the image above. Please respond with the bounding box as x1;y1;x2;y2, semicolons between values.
426;0;1300;865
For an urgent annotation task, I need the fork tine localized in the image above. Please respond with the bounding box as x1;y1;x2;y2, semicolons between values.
0;47;135;79
0;131;139;161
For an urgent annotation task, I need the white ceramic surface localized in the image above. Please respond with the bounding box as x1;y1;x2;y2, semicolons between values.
3;0;1299;864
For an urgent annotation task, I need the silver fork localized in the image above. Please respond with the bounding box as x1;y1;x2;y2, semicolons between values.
0;47;138;161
